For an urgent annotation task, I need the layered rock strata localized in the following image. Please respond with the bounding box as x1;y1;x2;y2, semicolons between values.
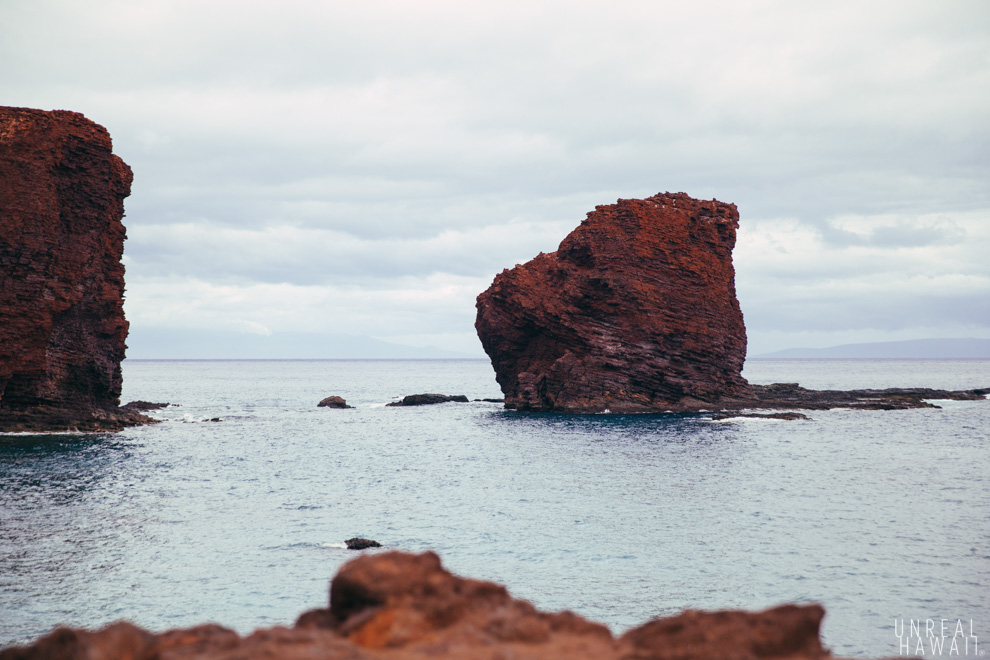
2;550;858;660
476;192;748;412
0;106;150;431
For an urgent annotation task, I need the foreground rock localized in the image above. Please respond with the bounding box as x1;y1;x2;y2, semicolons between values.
318;396;353;409
0;107;152;432
2;550;862;660
386;393;469;406
476;192;748;413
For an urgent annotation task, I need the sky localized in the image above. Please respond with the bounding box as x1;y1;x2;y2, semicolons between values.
2;0;988;357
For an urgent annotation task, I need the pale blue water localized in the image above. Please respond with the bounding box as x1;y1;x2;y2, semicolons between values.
1;359;988;657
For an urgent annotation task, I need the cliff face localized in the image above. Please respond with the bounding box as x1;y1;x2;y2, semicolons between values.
0;106;136;430
475;192;748;413
0;550;843;660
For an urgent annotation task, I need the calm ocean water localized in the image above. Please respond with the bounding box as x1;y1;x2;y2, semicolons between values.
1;358;988;657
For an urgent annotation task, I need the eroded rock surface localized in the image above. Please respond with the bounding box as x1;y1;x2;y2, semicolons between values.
0;106;150;431
2;550;856;660
475;192;748;413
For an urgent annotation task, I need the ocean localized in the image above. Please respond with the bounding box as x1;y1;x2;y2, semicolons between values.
1;358;988;657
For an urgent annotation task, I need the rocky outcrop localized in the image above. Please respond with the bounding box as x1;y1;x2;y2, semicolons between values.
715;383;990;413
386;393;470;406
0;106;150;431
476;192;748;413
345;537;382;550
1;550;859;660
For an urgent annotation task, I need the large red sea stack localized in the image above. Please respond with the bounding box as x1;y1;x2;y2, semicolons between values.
0;106;135;430
475;192;748;412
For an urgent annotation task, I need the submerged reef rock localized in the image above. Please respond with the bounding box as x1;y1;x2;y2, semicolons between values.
386;393;470;406
0;106;151;432
476;192;748;413
2;550;866;660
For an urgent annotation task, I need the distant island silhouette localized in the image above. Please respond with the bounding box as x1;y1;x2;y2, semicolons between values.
753;338;990;359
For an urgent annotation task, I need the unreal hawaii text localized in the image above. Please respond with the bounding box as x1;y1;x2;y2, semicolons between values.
895;619;980;656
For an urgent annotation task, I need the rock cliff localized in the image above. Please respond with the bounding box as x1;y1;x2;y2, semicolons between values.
1;550;854;660
475;192;748;412
0;106;148;431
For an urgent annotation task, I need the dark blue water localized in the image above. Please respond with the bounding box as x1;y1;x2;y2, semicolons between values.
1;359;988;657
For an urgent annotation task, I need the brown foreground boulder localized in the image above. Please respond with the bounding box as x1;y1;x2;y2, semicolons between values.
2;550;852;660
0;106;151;431
475;192;749;413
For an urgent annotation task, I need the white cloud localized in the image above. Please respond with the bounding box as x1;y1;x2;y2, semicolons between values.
4;0;989;355
736;210;990;351
124;273;490;338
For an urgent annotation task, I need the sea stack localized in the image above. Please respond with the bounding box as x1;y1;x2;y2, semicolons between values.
475;192;748;413
0;106;143;431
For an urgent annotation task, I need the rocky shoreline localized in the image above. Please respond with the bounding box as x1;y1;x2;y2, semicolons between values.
0;550;868;660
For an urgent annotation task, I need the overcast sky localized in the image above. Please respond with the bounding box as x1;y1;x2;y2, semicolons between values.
3;0;988;357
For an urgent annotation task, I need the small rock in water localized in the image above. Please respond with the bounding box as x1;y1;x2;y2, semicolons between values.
318;396;353;409
120;401;170;412
345;537;382;550
386;393;469;406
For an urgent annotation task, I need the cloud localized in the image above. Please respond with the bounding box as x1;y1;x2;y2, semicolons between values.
123;273;490;337
735;211;990;351
123;216;573;284
4;0;990;355
237;320;272;336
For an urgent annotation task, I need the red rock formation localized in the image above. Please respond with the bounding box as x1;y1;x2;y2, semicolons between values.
0;106;147;431
1;550;850;660
475;192;748;412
